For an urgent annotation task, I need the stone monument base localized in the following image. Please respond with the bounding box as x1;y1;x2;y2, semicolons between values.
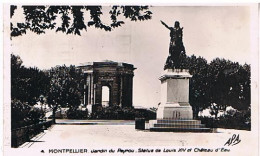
149;103;211;132
156;103;193;120
148;119;211;132
147;69;211;132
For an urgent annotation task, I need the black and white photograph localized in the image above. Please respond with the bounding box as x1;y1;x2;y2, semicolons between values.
3;3;259;156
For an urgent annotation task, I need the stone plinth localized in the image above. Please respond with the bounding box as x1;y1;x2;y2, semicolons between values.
156;104;193;119
148;119;211;132
148;69;211;132
157;69;193;120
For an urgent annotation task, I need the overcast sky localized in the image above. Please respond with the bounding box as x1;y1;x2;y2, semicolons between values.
10;5;257;108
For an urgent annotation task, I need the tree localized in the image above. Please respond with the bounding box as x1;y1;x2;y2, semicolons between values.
11;55;49;129
187;55;211;118
230;63;250;110
46;65;84;123
206;58;233;118
182;55;251;118
206;58;251;118
11;54;50;105
11;99;31;129
10;5;152;37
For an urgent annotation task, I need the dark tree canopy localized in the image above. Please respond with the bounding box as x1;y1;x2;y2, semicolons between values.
11;54;50;105
46;65;84;109
186;56;251;118
10;5;152;37
46;65;84;123
187;55;211;117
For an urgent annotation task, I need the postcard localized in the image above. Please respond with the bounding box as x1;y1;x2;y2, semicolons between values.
3;3;259;156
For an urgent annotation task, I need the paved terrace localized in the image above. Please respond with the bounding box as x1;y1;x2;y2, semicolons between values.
15;119;256;155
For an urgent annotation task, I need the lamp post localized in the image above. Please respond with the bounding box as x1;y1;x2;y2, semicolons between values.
39;95;47;130
58;104;61;119
39;95;44;117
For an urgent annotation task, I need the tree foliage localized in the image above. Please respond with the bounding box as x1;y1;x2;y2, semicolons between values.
11;54;50;105
185;55;211;117
10;5;152;37
208;58;250;110
90;105;137;120
11;99;44;129
199;106;251;130
31;64;85;123
46;65;84;113
11;55;85;124
179;54;251;118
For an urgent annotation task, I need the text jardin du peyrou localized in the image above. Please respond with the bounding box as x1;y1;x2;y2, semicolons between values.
48;148;230;154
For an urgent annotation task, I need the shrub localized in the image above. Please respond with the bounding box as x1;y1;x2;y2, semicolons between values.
88;106;156;120
217;109;251;130
11;100;44;129
66;107;88;119
90;105;139;120
198;108;251;130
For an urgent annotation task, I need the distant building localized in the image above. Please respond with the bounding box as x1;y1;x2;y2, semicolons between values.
77;61;136;114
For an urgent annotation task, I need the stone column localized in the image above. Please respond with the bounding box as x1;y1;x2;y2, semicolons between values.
119;75;123;107
87;75;91;105
86;72;94;114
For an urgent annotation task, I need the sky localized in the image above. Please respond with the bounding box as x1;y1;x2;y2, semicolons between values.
9;5;257;108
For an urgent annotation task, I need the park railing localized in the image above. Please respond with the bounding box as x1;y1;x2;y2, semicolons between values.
11;119;53;148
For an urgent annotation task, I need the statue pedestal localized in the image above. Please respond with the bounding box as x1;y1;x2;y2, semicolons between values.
148;69;210;132
157;104;193;119
156;69;193;119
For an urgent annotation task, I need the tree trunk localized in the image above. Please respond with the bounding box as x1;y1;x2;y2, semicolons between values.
52;107;57;124
193;107;199;119
214;109;219;119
